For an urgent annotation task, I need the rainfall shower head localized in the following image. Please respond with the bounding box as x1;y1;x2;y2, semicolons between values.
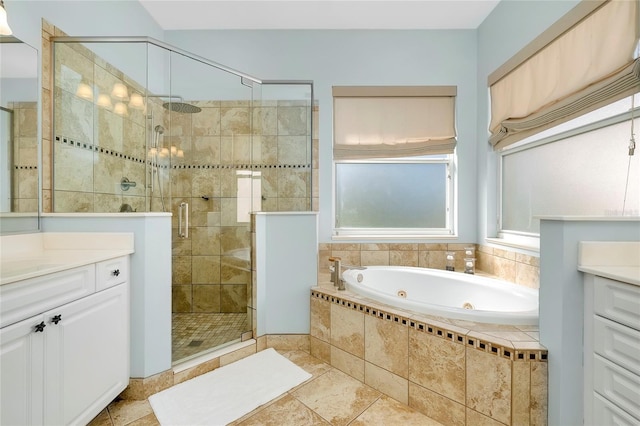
163;102;201;114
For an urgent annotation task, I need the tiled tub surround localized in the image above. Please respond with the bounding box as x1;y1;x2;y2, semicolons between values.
319;243;540;289
310;287;548;426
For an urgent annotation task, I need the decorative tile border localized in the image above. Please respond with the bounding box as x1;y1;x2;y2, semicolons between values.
55;134;311;170
311;288;548;362
14;165;38;170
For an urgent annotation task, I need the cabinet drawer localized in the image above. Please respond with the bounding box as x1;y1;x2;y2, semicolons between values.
594;276;640;331
593;355;640;421
594;316;640;376
0;266;95;328
96;257;128;291
593;392;640;426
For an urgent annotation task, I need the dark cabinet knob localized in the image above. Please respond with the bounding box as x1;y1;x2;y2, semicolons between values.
51;314;62;325
111;269;120;277
34;321;46;333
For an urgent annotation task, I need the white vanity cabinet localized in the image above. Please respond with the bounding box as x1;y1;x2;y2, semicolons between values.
0;256;130;426
583;274;640;425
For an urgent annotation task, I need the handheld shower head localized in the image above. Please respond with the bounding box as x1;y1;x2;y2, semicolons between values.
153;125;165;148
155;125;165;134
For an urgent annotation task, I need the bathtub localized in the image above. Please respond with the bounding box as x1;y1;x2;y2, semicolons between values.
341;266;538;325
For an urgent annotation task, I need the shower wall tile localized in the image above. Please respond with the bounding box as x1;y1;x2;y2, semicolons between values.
122;119;145;158
17;108;37;137
95;109;123;152
493;256;517;284
278;169;308;198
252;107;278;136
93;193;121;213
279;198;310;211
260;169;278;198
409;329;465;404
192;136;221;164
278;106;307;136
277;136;307;164
192;107;221;136
191;226;221;256
166;111;192;137
220;284;247;312
54;43;94;95
220;107;250;136
466;348;512;425
52;144;93;191
220;264;250;285
252;135;278;163
189;198;220;227
93;154;123;194
331;345;365;382
53;190;93;212
221;198;240;226
172;285;192;313
330;304;364;358
54;90;93;143
192;169;221;199
221;135;251;164
408;382;465;426
191;256;221;284
171;169;193;198
172;256;192;285
220;225;250;253
220;169;238;197
193;284;221;312
364;361;409;405
365;314;408;378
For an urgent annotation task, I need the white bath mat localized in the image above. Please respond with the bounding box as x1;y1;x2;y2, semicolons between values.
149;348;312;426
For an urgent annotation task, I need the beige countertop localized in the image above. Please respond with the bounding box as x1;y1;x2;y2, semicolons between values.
1;232;134;285
578;241;640;287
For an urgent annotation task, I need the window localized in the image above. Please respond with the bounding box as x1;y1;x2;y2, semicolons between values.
332;86;457;238
499;94;639;243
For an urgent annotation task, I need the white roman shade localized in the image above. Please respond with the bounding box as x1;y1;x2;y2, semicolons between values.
333;86;457;160
489;0;640;150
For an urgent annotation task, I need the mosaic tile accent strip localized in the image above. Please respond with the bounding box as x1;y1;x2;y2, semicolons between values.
13;165;38;170
55;134;311;170
311;289;548;362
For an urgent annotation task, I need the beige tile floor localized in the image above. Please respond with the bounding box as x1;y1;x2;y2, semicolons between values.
172;313;249;362
89;350;443;426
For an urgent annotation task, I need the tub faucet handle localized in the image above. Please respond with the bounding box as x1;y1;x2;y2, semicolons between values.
328;257;342;286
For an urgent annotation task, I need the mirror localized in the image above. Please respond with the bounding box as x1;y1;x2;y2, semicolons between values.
0;36;39;234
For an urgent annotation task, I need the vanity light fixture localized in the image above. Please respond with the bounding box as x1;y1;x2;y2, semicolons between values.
0;0;13;36
111;82;129;100
76;82;94;100
129;92;145;109
97;93;113;110
114;102;128;116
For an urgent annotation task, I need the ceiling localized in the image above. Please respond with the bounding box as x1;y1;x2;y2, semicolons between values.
138;0;501;30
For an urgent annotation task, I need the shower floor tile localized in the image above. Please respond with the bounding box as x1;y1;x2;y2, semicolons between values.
172;312;249;363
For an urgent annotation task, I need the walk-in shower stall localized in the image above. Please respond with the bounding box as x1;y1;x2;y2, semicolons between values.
51;37;313;363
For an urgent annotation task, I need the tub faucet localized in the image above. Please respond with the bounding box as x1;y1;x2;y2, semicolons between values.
328;256;342;289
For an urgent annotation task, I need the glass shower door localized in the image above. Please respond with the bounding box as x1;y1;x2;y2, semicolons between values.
166;50;258;363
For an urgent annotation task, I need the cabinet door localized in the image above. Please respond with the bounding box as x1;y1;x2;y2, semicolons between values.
44;285;129;426
0;315;45;425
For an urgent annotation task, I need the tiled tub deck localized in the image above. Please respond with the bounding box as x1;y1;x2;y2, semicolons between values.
310;286;548;426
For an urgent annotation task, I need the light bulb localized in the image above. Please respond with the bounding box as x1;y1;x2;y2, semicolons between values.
114;102;128;116
177;149;184;158
160;148;169;157
96;94;112;109
111;82;129;100
129;93;145;109
76;83;93;100
170;146;178;155
0;3;13;36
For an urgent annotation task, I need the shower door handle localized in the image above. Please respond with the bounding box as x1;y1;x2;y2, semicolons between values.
179;202;189;238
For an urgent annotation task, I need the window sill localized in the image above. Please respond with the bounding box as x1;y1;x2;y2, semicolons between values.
485;237;540;254
332;233;459;242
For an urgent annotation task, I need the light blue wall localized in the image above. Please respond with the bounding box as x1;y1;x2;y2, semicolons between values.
166;29;478;243
476;0;579;244
5;0;164;49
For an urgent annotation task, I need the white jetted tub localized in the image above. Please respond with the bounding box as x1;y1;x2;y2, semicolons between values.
341;266;538;325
